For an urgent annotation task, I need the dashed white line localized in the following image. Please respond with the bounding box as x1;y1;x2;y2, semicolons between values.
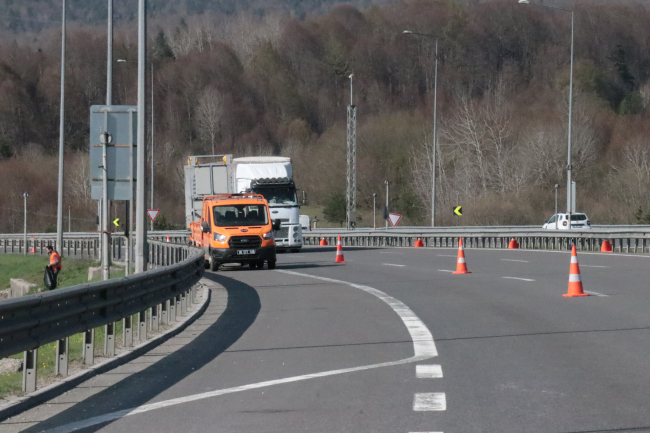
500;259;529;263
438;270;454;273
585;291;609;297
416;364;443;378
383;263;406;267
502;276;535;282
413;392;447;411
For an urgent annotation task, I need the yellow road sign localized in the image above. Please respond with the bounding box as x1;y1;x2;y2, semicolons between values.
453;206;462;216
113;218;120;227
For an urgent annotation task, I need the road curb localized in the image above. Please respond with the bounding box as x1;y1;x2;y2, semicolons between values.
0;280;213;422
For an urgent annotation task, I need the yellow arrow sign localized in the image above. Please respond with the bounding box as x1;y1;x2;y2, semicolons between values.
113;218;120;227
453;206;462;216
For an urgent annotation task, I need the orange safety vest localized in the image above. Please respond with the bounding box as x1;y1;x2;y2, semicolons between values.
49;251;62;271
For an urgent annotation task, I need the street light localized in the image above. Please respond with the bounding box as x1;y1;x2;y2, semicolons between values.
117;58;155;232
23;192;28;255
403;30;438;227
518;0;574;228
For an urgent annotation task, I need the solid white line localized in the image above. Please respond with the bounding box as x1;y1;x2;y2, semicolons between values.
383;263;406;267
580;265;609;268
438;270;454;273
585;291;609;297
502;276;535;282
44;270;439;433
416;364;443;378
437;255;458;258
413;392;446;411
500;259;529;263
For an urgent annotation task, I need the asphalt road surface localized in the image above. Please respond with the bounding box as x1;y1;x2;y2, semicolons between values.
2;245;650;433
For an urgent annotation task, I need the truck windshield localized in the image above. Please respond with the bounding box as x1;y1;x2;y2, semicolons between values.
253;187;297;205
213;204;268;227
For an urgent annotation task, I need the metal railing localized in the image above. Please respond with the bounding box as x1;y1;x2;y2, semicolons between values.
0;241;204;392
304;228;650;253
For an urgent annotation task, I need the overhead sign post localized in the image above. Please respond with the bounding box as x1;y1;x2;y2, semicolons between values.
388;213;402;227
454;206;463;216
147;209;160;223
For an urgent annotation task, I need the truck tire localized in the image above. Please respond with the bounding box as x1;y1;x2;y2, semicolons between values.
267;260;276;270
209;256;219;272
204;259;210;270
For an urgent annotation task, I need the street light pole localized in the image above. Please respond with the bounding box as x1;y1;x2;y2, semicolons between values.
403;30;438;227
56;0;66;255
373;193;376;229
555;183;558;229
518;0;574;228
135;0;147;273
150;62;154;232
106;0;112;105
23;193;28;256
385;180;389;230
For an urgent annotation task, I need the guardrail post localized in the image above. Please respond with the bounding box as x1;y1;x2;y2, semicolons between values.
139;311;147;341
83;329;95;365
175;295;181;320
161;299;169;325
124;316;133;347
55;337;68;376
152;304;159;332
181;292;187;316
104;322;115;357
22;349;38;392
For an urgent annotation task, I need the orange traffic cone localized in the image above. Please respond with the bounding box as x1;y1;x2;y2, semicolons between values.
414;238;424;248
320;238;329;246
335;236;345;263
452;237;471;274
564;244;588;297
508;238;519;249
166;235;170;243
600;240;612;253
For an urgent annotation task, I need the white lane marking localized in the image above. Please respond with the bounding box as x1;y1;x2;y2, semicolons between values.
416;364;443;378
500;259;529;263
45;270;438;433
413;392;446;411
438;270;454;273
502;276;535;282
383;263;406;267
585;291;609;297
580;265;609;268
437;255;458;258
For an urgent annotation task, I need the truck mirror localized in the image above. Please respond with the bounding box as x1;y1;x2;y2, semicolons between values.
201;220;210;233
272;219;281;231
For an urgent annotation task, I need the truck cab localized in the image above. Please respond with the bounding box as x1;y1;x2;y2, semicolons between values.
189;194;278;271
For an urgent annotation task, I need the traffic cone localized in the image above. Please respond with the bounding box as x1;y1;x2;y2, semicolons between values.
30;236;35;254
335;236;345;263
320;238;328;246
508;238;519;249
414;238;424;248
564;244;588;297
452;237;471;274
166;235;170;243
600;240;612;253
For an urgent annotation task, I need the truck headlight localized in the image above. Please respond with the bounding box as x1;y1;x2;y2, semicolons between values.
263;231;274;239
293;226;299;232
213;233;227;242
293;232;298;239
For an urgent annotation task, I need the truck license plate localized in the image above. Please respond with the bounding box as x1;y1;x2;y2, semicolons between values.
237;249;255;255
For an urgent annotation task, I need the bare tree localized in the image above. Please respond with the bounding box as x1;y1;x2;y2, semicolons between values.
196;87;224;155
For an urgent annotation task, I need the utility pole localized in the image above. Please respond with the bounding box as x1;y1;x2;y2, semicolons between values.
135;0;148;273
56;0;66;255
23;193;28;255
150;62;154;232
346;74;357;230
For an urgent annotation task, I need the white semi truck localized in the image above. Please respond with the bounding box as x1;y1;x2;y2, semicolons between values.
184;154;302;251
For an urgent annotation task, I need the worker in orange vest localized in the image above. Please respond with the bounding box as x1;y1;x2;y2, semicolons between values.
46;245;62;289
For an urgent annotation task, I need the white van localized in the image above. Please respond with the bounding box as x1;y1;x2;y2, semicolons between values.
543;213;591;230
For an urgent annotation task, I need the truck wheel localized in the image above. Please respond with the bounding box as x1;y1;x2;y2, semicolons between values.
209;256;219;272
204;258;210;270
267;260;276;270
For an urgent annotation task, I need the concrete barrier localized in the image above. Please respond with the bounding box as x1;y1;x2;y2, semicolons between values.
9;279;36;298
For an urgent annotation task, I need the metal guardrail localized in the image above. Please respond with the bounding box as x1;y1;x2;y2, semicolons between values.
304;229;650;254
0;240;204;392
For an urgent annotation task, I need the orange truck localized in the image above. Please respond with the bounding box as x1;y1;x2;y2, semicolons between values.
189;193;279;271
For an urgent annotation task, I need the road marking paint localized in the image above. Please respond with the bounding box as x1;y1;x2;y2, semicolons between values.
502;277;535;282
383;263;406;267
580;265;609;268
413;392;446;411
500;259;529;263
44;270;439;433
379;252;404;254
585;291;609;297
438;270;454;273
416;364;443;378
437;255;458;258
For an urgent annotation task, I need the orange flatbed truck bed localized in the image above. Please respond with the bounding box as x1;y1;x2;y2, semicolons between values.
189;193;279;271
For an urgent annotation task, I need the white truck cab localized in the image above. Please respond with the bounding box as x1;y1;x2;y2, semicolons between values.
543;213;591;230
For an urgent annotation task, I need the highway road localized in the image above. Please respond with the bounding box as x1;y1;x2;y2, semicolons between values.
2;245;650;432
